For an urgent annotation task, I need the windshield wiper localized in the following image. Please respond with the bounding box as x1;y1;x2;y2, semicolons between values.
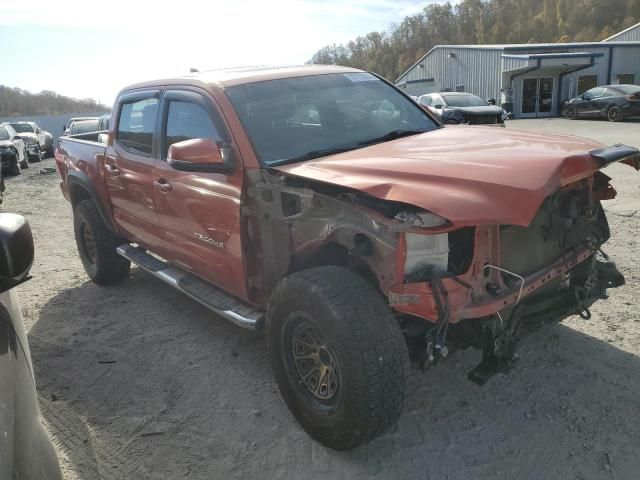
358;129;426;147
270;145;360;166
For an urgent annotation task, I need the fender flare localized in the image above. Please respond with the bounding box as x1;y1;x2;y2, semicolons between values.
67;170;116;232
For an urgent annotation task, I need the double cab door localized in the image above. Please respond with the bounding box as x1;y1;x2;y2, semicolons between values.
104;87;247;299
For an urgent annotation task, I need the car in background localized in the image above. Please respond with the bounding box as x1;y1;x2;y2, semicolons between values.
0;213;63;480
63;117;99;135
0;124;28;175
564;84;640;122
417;92;505;126
2;123;42;163
8;122;54;157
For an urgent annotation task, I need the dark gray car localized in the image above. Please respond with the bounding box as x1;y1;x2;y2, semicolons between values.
417;92;505;126
0;213;63;480
564;84;640;122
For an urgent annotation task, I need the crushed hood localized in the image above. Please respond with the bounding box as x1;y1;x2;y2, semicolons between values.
273;126;613;228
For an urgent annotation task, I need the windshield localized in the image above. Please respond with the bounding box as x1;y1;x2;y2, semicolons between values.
0;127;9;141
442;94;487;107
10;123;35;133
226;72;438;166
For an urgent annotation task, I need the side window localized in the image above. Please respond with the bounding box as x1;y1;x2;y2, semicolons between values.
117;97;159;155
165;100;222;157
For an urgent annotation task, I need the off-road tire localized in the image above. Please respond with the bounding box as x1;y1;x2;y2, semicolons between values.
267;266;410;450
607;105;622;122
73;200;130;285
9;158;21;176
564;105;576;120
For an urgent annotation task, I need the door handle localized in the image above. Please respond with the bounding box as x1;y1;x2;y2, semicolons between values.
153;179;173;192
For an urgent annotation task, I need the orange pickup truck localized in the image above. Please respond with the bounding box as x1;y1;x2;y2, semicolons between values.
55;65;638;450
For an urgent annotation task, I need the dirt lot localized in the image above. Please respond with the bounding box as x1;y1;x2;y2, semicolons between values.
4;118;640;480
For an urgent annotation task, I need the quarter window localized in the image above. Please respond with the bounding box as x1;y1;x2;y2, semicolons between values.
165;101;221;157
117;97;159;155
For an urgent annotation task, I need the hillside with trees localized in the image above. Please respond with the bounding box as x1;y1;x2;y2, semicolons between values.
0;85;109;116
311;0;640;81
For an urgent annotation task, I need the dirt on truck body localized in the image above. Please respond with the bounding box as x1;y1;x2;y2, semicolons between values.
54;65;639;450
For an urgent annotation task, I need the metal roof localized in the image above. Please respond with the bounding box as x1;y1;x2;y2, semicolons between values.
396;40;640;82
603;22;640;42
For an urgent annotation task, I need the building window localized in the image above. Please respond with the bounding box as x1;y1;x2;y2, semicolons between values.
617;74;635;85
577;75;598;95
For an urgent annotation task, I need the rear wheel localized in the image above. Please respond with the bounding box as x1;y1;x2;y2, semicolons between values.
607;105;622;122
73;200;130;284
267;266;409;450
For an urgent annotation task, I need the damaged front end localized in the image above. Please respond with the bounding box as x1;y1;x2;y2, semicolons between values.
245;144;637;386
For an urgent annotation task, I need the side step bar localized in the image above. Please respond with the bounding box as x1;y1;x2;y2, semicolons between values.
117;244;264;330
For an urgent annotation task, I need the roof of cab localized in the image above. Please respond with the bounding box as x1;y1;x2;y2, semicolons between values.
121;64;365;94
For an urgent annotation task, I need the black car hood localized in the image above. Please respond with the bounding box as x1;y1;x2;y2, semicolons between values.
446;105;503;115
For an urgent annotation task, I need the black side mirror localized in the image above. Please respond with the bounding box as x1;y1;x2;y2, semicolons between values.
12;136;21;141
0;213;34;293
434;104;444;109
487;98;496;105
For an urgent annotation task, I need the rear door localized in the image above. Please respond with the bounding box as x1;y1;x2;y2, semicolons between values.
104;90;165;254
152;89;247;299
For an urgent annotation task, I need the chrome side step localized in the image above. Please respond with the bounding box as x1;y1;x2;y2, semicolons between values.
117;244;264;330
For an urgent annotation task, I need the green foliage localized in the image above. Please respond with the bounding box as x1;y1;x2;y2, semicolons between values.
0;85;109;116
310;0;640;80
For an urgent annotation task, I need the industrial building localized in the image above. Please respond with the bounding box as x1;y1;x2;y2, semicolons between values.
395;22;640;118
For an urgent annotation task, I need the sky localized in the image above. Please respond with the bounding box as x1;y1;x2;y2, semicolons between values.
0;0;449;106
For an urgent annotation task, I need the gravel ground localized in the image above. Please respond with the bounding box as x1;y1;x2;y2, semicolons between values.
4;118;639;480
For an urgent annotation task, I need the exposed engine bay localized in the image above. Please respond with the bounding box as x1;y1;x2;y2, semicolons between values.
246;169;626;385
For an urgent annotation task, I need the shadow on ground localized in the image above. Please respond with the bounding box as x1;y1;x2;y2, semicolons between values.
29;268;640;480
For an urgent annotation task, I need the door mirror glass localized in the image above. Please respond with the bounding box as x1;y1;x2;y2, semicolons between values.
434;104;444;109
486;98;496;105
12;136;21;141
0;213;34;292
168;138;230;173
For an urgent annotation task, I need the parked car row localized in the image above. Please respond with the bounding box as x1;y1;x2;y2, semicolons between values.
564;84;640;121
0;124;29;175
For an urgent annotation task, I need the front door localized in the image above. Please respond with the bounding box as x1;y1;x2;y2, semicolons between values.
520;77;556;118
104;90;165;255
152;89;247;300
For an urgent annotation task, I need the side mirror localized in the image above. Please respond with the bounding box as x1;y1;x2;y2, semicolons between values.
168;138;233;173
487;98;496;105
12;136;21;141
434;104;444;109
0;213;34;293
36;128;41;134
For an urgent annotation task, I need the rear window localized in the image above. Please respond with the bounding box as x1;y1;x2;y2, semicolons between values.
612;85;640;95
0;126;9;141
117;97;159;155
73;120;99;135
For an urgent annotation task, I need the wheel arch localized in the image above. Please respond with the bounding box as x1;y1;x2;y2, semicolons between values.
67;171;116;232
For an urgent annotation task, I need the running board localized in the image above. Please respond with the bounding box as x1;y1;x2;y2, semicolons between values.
116;244;264;330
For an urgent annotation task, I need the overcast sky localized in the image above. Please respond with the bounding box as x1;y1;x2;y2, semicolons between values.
0;0;452;106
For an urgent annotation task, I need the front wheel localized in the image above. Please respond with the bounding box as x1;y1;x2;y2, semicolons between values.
9;158;21;176
267;266;409;450
564;105;576;119
73;200;130;284
607;105;623;122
